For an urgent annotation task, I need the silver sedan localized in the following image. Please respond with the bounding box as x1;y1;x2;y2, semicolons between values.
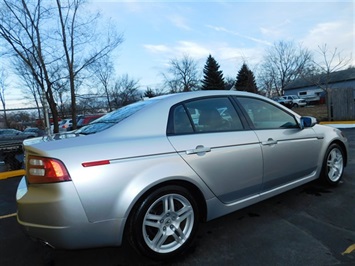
16;90;348;260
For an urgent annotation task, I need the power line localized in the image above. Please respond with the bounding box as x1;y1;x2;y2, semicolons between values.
0;107;40;112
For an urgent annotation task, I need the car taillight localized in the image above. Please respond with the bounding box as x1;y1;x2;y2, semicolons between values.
27;156;71;184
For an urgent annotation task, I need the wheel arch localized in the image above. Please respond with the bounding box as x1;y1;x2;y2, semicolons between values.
123;179;207;239
330;140;348;167
318;140;347;187
131;179;207;220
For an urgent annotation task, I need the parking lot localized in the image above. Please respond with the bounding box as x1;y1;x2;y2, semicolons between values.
0;128;354;266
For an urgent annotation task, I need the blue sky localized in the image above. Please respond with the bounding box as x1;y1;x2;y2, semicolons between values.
6;0;354;108
90;0;353;87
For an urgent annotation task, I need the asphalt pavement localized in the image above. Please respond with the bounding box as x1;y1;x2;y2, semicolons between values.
0;129;354;266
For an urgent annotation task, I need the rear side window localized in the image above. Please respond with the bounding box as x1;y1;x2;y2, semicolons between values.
168;97;243;135
76;99;158;135
172;105;194;134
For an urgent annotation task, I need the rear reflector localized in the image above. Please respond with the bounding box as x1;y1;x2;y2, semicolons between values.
27;156;71;184
82;160;110;167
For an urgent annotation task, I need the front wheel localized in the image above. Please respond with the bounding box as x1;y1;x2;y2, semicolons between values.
321;143;345;186
127;185;199;261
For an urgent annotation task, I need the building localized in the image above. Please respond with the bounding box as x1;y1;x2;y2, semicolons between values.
284;68;355;104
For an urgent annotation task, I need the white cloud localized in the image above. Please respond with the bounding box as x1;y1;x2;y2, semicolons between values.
143;44;170;53
207;25;272;46
169;15;191;31
144;41;210;59
260;19;291;39
308;22;343;38
218;46;263;62
143;39;265;79
301;21;354;65
175;41;211;58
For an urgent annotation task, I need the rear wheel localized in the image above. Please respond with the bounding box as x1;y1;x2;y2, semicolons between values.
128;185;199;260
321;143;345;186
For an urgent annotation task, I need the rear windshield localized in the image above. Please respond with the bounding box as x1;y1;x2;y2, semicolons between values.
75;99;157;135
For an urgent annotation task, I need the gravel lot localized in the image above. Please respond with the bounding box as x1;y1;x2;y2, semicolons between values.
292;104;328;122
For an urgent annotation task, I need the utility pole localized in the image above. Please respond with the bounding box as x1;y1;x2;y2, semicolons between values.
42;92;52;137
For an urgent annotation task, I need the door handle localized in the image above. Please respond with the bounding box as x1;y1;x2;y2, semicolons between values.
186;145;211;155
261;138;278;146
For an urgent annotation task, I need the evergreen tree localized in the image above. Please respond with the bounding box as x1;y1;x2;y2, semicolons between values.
201;55;225;90
234;63;258;93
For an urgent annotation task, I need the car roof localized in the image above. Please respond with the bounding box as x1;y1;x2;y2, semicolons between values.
153;90;261;102
80;114;104;118
99;90;278;138
25;90;299;151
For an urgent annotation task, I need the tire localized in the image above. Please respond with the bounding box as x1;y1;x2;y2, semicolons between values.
293;103;299;108
320;143;345;186
128;185;199;261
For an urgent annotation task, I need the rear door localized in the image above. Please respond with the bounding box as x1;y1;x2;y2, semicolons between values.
167;96;263;204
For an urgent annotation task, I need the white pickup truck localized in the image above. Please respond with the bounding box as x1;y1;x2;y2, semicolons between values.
281;95;307;107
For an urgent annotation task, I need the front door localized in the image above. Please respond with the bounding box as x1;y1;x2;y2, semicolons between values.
236;97;322;192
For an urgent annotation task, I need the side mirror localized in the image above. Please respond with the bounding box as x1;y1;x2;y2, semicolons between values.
300;116;317;129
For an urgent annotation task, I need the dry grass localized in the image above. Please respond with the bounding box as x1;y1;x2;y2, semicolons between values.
292;104;329;122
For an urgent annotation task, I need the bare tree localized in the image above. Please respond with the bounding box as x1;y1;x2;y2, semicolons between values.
304;44;353;121
0;67;8;127
258;41;313;96
224;76;235;90
143;87;165;98
12;58;44;119
309;44;353;90
55;0;123;129
0;0;60;134
76;94;106;114
316;44;352;73
0;0;123;133
163;54;200;92
111;74;141;108
88;55;115;112
51;76;70;118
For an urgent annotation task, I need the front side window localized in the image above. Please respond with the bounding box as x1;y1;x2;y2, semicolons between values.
168;97;243;135
237;97;298;129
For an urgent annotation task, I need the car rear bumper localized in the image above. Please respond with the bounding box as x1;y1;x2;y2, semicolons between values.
296;102;307;106
16;177;125;249
17;215;125;249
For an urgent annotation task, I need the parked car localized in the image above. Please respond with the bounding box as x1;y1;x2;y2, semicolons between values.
0;128;37;170
17;91;348;261
0;128;37;143
273;96;293;108
23;127;46;137
281;95;307;107
76;114;104;129
58;119;73;132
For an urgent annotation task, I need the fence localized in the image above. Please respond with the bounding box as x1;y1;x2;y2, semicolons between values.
328;87;355;121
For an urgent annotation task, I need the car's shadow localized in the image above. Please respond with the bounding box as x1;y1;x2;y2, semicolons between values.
26;179;342;266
